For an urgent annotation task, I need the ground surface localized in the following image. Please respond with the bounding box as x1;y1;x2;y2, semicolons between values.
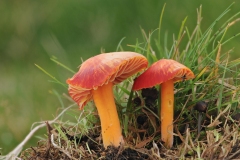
19;88;240;159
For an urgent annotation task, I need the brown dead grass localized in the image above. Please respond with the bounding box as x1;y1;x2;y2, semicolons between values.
19;100;240;160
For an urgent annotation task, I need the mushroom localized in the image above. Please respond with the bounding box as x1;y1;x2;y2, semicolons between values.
194;101;208;137
133;59;195;148
66;52;148;148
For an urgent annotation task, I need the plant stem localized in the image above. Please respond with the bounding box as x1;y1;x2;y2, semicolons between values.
197;112;203;136
124;89;134;137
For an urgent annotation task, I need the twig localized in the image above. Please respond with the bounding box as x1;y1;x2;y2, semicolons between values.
50;134;78;160
1;103;76;160
45;121;54;158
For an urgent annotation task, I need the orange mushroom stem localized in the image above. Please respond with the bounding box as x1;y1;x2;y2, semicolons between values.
161;79;174;148
92;82;123;147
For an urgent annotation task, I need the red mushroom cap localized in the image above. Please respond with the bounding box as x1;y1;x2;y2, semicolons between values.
133;59;195;90
67;52;148;109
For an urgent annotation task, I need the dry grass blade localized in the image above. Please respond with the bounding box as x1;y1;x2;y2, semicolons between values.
50;134;78;160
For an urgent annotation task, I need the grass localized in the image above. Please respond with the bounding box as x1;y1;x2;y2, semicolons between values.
2;3;240;160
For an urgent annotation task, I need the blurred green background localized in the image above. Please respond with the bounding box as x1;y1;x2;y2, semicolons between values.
0;0;239;154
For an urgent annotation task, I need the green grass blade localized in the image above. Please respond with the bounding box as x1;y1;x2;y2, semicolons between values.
116;37;126;51
35;64;67;88
50;58;75;74
158;3;166;44
123;89;134;137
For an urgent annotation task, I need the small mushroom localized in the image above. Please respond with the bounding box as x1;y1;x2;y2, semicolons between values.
194;101;208;136
67;52;148;148
133;59;195;148
194;101;208;113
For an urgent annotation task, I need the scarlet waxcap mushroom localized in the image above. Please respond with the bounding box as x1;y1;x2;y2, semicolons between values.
133;59;195;148
67;52;148;148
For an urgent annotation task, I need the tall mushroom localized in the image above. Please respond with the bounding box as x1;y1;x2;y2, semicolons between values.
133;59;195;148
67;52;148;148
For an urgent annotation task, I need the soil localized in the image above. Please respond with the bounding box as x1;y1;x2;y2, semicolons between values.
19;87;240;159
20;122;150;160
